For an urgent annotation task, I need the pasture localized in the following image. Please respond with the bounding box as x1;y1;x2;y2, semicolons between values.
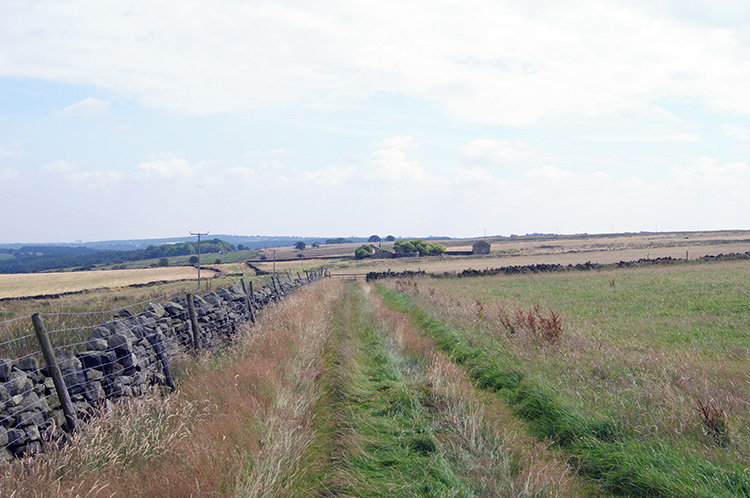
255;229;750;276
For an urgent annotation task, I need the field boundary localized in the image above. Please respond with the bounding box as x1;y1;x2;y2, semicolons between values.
0;271;325;460
365;251;750;281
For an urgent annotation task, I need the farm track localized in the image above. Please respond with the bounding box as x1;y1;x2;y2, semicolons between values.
1;280;586;497
310;282;583;497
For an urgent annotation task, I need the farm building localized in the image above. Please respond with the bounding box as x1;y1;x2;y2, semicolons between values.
472;240;491;254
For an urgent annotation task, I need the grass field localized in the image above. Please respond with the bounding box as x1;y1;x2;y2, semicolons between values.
3;257;748;496
376;260;750;496
255;229;750;276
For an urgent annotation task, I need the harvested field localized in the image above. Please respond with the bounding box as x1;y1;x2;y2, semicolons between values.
0;266;216;299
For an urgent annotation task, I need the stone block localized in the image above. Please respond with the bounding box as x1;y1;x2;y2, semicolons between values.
0;359;11;383
6;371;32;397
86;368;104;382
86;337;109;351
15;357;38;373
90;326;111;339
6;428;26;447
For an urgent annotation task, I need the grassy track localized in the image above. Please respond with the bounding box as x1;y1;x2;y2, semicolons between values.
309;283;587;497
2;279;593;497
375;262;750;497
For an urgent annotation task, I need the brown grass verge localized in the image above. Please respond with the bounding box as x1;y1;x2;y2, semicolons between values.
0;280;342;498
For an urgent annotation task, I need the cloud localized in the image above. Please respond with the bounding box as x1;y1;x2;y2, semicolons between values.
59;97;111;117
205;166;255;185
136;155;193;179
376;136;418;151
460;139;533;165
1;168;19;181
42;160;122;188
0;140;25;158
5;2;747;131
722;124;750;142
453;166;505;188
671;156;750;189
297;165;354;186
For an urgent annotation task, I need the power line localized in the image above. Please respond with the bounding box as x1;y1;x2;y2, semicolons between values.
190;231;209;289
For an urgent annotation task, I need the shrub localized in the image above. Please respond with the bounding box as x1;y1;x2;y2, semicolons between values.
355;245;373;259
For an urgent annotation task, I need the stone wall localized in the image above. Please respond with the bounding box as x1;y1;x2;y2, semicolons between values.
0;273;320;460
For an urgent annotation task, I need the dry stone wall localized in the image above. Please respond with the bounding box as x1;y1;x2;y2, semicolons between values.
0;273;321;460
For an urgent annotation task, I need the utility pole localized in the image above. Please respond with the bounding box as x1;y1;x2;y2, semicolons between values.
190;231;209;289
272;249;277;276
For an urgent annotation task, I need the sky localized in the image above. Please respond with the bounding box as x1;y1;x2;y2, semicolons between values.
1;0;750;244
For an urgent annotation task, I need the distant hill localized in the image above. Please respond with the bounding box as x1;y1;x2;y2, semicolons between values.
0;234;450;252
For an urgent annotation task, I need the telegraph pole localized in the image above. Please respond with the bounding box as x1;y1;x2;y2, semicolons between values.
190;231;209;289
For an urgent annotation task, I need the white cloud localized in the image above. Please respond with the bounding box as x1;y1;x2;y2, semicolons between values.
376;136;418;151
3;1;747;130
368;147;427;182
722;124;750;142
460;139;533;165
0;140;25;158
260;160;287;170
59;97;111;117
205;166;255;185
526;165;576;183
297;165;354;186
453;166;505;188
671;156;750;189
136;155;193;179
42;160;122;188
1;168;19;180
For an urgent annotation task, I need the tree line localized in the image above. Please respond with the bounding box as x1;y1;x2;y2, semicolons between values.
0;239;235;273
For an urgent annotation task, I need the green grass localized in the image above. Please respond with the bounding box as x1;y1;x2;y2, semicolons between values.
377;272;750;498
321;286;473;497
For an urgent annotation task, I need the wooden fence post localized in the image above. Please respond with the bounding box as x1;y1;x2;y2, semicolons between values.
187;293;201;350
31;313;78;433
149;334;176;392
240;279;256;324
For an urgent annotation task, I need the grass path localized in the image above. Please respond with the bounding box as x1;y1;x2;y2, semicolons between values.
309;282;585;497
1;280;588;497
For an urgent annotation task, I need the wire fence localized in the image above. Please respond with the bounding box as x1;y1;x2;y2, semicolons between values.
0;271;323;460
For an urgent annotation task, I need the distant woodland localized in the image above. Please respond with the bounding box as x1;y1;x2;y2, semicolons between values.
0;239;235;273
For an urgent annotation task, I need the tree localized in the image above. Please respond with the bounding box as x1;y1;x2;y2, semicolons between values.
368;235;381;242
158;257;169;267
237;244;246;251
311;241;320;248
355;245;374;259
189;255;199;265
295;241;306;250
394;239;446;256
385;235;396;241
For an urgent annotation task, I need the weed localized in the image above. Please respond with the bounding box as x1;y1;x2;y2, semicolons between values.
696;396;730;446
496;305;563;343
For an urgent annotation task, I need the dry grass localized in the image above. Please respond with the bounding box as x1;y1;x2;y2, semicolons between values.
0;280;342;498
0;267;218;300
